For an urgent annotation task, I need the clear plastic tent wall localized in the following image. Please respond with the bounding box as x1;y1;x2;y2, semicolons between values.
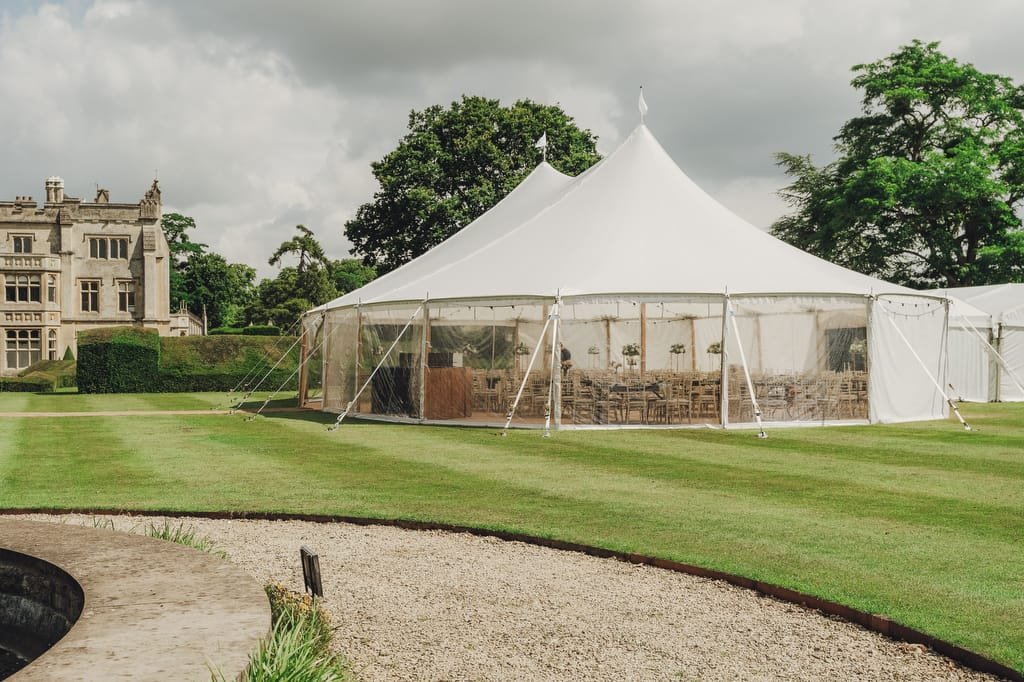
301;292;948;429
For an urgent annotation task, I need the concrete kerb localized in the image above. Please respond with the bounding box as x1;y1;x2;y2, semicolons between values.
2;508;1020;682
0;517;270;681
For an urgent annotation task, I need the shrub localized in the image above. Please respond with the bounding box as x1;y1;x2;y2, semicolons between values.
215;583;350;682
20;359;77;389
242;325;281;336
77;327;161;393
209;326;280;336
0;376;55;392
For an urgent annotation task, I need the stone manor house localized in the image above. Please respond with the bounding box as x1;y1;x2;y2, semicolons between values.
0;177;171;376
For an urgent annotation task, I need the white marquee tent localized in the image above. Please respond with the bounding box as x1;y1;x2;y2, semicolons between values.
942;284;1024;402
302;124;955;430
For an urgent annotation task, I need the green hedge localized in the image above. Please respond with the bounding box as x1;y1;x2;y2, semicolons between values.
77;327;161;393
77;327;300;393
208;325;281;336
0;376;56;392
18;359;77;391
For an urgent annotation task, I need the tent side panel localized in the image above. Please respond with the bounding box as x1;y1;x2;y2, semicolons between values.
868;297;948;423
321;308;359;413
998;324;1024;401
946;327;989;402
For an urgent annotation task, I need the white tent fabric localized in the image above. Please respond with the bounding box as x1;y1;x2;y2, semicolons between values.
326;126;917;306
938;295;994;403
943;284;1024;401
310;124;951;427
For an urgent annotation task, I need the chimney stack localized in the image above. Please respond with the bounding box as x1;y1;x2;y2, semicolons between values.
45;176;64;203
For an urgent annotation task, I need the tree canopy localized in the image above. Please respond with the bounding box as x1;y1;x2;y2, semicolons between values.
161;213;254;328
247;225;339;328
344;95;601;274
771;40;1024;288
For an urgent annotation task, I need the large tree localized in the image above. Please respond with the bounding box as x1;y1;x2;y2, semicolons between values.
248;225;337;328
180;253;255;329
161;212;207;308
344;96;601;273
772;40;1024;288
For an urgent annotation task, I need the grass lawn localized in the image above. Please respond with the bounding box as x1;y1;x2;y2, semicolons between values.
0;394;1021;673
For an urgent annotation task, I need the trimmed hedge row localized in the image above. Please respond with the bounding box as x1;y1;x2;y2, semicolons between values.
208;325;282;336
17;359;78;392
77;327;299;393
77;328;161;393
0;376;56;392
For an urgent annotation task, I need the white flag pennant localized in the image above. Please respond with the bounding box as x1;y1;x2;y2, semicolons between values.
534;131;547;149
638;87;649;122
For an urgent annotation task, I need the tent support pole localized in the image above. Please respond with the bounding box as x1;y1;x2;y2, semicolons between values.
719;296;730;427
952;310;1024;399
502;314;554;436
328;305;423;432
419;303;429;420
544;299;561;437
353;306;362;414
879;300;971;431
640;303;647;377
728;301;767;438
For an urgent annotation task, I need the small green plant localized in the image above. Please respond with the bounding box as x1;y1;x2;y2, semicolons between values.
213;583;351;682
669;343;687;355
145;521;226;559
707;341;722;354
621;343;640;357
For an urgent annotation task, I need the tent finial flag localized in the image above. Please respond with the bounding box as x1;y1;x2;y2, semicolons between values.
535;131;548;163
638;86;648;124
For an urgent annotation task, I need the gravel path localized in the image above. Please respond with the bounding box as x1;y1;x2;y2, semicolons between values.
9;514;1001;682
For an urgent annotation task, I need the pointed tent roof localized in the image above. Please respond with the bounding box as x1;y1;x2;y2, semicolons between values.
326;124;924;310
943;284;1024;324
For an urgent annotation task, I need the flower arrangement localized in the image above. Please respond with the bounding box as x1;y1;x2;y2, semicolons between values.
622;343;641;357
587;345;600;355
706;341;722;354
848;339;867;355
514;342;530;355
669;343;687;355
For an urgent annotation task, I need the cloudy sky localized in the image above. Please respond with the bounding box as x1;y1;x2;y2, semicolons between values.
2;1;1022;278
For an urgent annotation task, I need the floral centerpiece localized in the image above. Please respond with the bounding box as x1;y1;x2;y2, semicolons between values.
706;341;722;354
669;343;686;370
622;342;640;368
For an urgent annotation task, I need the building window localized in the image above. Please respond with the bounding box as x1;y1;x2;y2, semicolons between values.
80;280;100;312
5;329;40;369
89;237;129;259
47;329;57;360
12;235;32;253
117;280;136;312
4;274;41;303
47;275;57;303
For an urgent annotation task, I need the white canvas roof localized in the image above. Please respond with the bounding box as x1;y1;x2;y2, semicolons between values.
944;284;1024;325
326;124;927;310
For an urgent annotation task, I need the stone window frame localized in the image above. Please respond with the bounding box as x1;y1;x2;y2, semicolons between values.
80;279;100;313
88;236;131;260
47;329;58;360
116;279;136;313
5;328;41;369
47;275;58;304
11;234;33;254
4;273;41;303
